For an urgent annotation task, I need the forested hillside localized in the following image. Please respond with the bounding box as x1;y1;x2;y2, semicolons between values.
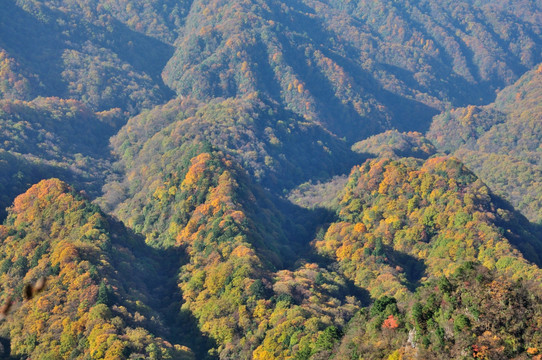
0;0;542;359
317;158;542;358
0;97;118;219
0;179;194;359
429;65;542;224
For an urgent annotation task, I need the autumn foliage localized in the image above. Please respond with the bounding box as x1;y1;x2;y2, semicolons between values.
0;0;541;359
0;179;193;359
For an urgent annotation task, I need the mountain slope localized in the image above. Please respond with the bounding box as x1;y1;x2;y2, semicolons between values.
0;179;194;359
103;95;360;198
306;155;542;358
0;0;173;114
105;144;365;358
314;157;542;300
164;0;542;142
428;63;542;223
0;97;120;220
334;262;542;359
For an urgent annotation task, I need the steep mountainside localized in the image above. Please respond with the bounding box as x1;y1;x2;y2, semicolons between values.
164;0;542;141
428;64;542;223
102;95;359;195
334;262;542;359
0;0;173;114
0;97;118;219
311;156;542;359
0;179;193;359
315;157;542;300
104;144;365;358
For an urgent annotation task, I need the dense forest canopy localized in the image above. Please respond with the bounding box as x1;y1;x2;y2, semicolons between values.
0;0;541;359
429;65;542;224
